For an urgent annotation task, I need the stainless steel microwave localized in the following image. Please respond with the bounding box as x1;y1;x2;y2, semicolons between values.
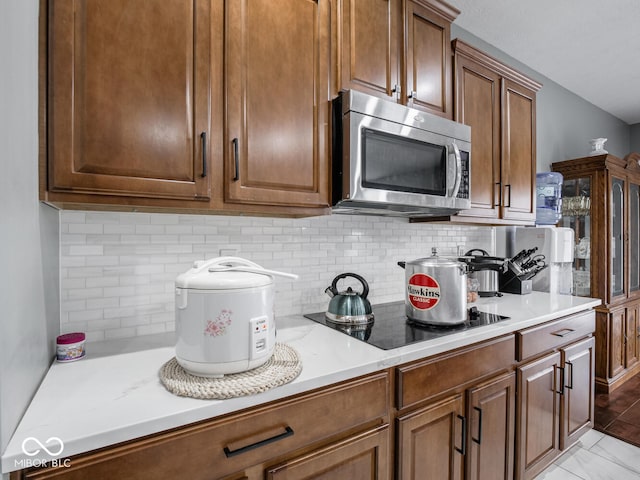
331;90;471;217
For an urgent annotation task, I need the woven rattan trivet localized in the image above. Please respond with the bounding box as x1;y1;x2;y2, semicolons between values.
159;343;302;400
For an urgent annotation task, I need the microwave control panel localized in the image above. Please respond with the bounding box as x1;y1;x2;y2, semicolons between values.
456;150;470;199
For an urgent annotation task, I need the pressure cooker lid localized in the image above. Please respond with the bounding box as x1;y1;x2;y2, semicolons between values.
406;248;463;268
175;259;272;290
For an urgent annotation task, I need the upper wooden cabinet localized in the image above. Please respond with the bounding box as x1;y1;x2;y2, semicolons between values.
334;0;458;118
46;0;212;202
450;39;542;225
224;0;330;208
41;0;330;215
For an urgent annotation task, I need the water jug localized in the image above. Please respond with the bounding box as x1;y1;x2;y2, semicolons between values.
536;172;563;225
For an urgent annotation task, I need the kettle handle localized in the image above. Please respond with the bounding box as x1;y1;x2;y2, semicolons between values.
330;273;370;299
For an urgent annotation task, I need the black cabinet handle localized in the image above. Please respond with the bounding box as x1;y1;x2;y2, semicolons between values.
223;426;294;458
566;361;574;390
472;406;483;444
495;182;502;207
455;415;467;455
555;366;565;395
200;132;207;178
551;328;575;337
504;184;512;207
232;137;240;181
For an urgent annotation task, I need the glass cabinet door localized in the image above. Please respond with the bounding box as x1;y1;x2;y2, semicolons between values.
611;177;625;299
630;182;640;295
561;177;592;296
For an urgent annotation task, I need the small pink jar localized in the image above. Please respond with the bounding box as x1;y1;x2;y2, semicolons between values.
56;332;86;362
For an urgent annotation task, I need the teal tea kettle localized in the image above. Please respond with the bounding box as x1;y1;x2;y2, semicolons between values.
324;273;374;324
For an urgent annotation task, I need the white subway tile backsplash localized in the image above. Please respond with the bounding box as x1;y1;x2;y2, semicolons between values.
60;211;494;340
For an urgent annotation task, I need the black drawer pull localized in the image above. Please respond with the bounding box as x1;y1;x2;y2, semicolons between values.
455;415;467;455
223;426;294;458
551;328;575;337
472;406;483;444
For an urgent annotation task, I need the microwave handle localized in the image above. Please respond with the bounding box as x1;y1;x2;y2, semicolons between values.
448;143;462;199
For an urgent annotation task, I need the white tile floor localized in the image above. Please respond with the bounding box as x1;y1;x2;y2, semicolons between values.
535;429;640;479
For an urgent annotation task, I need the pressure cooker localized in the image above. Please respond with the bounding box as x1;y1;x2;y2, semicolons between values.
398;248;468;325
460;249;505;297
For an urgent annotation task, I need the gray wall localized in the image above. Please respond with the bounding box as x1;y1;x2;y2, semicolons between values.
0;0;59;473
631;124;640;153
451;26;631;170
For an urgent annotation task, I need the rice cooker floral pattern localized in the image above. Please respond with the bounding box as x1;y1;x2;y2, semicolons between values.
408;273;441;310
204;309;233;337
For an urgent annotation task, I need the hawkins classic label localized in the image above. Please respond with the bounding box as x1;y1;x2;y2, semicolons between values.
407;273;441;310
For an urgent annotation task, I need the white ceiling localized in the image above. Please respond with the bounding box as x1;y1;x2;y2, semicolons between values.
447;0;640;125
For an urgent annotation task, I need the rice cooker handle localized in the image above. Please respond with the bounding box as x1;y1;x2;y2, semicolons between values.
331;273;370;300
193;256;262;273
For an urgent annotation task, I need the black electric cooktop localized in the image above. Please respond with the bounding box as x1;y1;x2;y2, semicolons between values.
304;301;510;350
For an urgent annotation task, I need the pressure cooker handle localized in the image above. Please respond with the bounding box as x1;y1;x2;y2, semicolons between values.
464;249;490;257
330;273;370;299
397;261;406;269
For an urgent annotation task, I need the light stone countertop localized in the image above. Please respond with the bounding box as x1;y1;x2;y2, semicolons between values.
1;292;601;474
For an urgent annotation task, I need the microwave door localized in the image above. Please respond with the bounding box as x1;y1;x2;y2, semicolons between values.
348;113;449;203
447;143;462;199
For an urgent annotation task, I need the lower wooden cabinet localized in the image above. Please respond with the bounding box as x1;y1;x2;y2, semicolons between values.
267;425;390;480
396;372;516;480
515;314;595;480
13;372;390;480
397;394;465;480
467;373;516;480
395;336;516;480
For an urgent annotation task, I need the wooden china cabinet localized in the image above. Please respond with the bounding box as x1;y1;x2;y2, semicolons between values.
333;0;458;118
552;153;640;393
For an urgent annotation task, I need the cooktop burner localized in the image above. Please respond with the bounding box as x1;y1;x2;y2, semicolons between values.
304;301;509;350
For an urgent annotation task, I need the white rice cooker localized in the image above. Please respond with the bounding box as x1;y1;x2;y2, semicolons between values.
175;257;298;377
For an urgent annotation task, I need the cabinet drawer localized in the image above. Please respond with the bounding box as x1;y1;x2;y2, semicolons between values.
19;372;390;480
516;310;595;362
396;335;515;410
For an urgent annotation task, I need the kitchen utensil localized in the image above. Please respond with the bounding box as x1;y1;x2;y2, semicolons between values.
398;248;467;325
460;249;505;297
325;273;374;324
174;256;298;377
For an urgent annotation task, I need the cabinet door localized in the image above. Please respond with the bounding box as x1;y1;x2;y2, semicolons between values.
609;308;626;378
48;0;211;201
516;352;561;480
560;337;595;450
466;373;515;480
500;78;536;222
625;305;639;368
404;0;452;118
453;52;501;219
225;0;329;208
336;0;399;100
266;425;390;480
397;394;464;480
629;182;640;299
611;176;627;302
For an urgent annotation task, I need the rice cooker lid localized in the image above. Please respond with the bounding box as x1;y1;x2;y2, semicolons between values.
175;261;272;290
